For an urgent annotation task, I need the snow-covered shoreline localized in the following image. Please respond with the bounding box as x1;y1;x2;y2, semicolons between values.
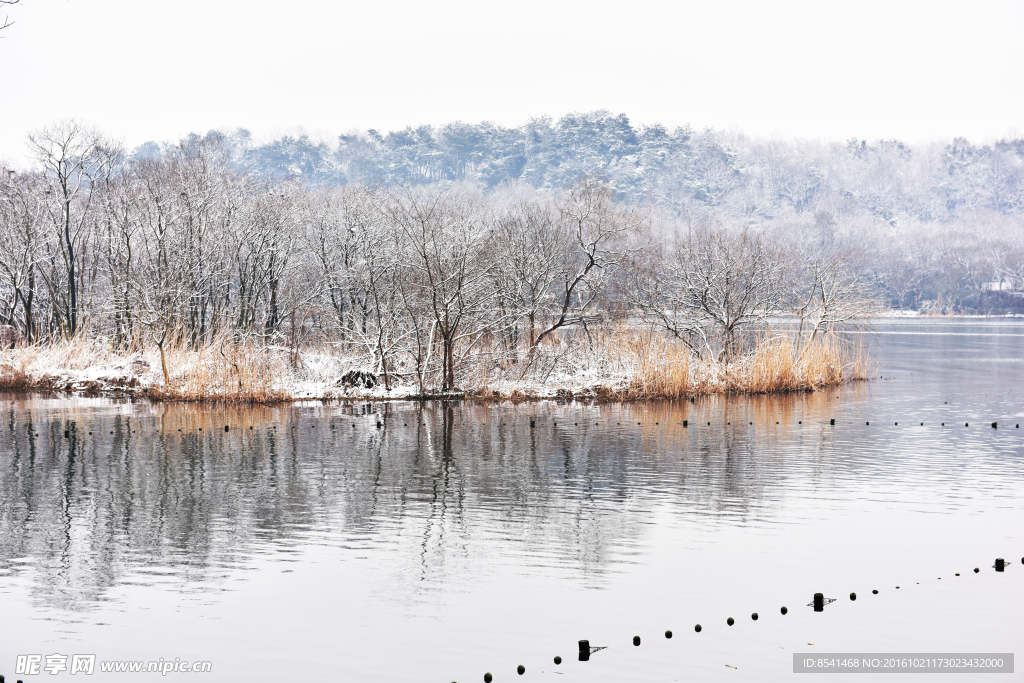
1;333;869;403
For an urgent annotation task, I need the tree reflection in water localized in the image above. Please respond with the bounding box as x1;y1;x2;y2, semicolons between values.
0;390;856;611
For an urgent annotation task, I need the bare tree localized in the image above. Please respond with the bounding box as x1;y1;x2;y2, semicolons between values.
231;184;300;337
1;0;19;33
28;121;120;337
360;223;405;390
94;157;143;349
304;185;406;386
305;185;376;346
530;177;642;347
875;241;927;310
490;184;564;351
0;166;45;341
131;153;193;384
167;133;237;346
792;249;881;360
388;185;500;392
634;223;788;363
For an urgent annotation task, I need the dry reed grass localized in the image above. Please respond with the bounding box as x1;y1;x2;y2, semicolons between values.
0;338;106;389
145;337;292;403
0;334;292;403
0;346;33;389
732;334;870;393
613;328;870;399
617;327;698;399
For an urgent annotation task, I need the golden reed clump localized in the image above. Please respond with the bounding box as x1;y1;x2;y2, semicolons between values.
619;330;870;400
0;354;32;389
145;338;292;403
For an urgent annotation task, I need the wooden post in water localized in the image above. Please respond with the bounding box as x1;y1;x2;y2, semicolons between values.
813;593;824;611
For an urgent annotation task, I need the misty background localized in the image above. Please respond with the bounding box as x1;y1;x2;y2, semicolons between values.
1;0;1022;154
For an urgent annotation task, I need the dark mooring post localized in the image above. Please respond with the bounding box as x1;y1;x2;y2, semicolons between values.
992;422;998;429
530;420;535;428
995;558;1005;572
830;418;835;425
813;593;824;611
683;420;688;427
578;639;590;661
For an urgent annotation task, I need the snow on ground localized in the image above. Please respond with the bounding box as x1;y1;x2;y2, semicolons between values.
2;331;859;402
1;343;643;401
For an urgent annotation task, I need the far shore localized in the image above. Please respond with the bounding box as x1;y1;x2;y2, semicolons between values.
874;311;1024;319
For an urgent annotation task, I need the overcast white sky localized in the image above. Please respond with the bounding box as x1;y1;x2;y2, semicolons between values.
1;0;1022;165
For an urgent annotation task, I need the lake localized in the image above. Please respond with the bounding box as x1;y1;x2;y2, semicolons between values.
1;319;1023;682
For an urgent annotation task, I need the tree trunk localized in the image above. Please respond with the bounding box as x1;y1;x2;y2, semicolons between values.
157;339;170;385
443;336;454;391
64;200;78;337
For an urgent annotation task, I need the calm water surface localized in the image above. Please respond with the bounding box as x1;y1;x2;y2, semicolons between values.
2;319;1023;682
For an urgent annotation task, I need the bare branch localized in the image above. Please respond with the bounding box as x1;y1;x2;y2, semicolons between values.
1;0;21;34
